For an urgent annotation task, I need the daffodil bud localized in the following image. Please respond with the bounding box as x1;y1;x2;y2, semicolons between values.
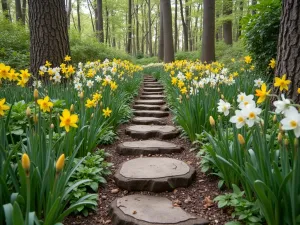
284;139;289;146
238;134;245;145
56;154;65;173
33;114;38;124
186;95;189;99
294;138;298;148
22;153;30;176
91;113;94;118
209;116;215;127
273;115;277;123
277;132;283;143
100;102;103;107
79;91;84;99
34;89;39;100
70;104;74;113
221;94;224;99
26;107;31;117
50;123;54;129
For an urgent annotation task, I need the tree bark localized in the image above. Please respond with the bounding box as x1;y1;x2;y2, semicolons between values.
15;0;22;22
223;0;233;45
174;0;178;52
22;0;26;24
179;0;188;51
201;0;215;63
275;0;300;102
147;0;153;56
87;0;95;32
237;0;243;38
77;0;81;32
126;0;132;53
96;0;104;42
136;3;140;53
66;0;71;28
162;0;174;63
28;0;70;77
158;0;164;61
1;0;10;20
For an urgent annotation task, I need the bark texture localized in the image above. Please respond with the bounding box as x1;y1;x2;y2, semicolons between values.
126;0;132;53
158;0;164;61
223;0;233;45
275;0;300;102
96;0;104;42
28;0;70;77
15;0;22;21
201;0;215;63
162;0;174;63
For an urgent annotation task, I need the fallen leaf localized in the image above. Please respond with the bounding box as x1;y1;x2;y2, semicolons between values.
203;196;214;208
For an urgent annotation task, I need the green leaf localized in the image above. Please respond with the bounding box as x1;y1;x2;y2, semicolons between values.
225;221;242;225
12;202;24;225
3;203;13;225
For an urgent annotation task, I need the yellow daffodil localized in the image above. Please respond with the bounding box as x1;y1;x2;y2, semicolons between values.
85;99;97;108
244;55;252;64
67;65;75;74
17;78;28;87
180;87;187;94
0;98;10;116
64;55;71;62
22;153;30;176
171;77;178;85
0;63;10;79
56;154;65;173
178;80;184;89
20;69;31;81
255;83;270;104
59;109;79;132
298;88;300;94
110;81;118;91
45;60;52;67
269;58;276;69
93;93;102;102
103;107;112;118
37;96;53;112
274;74;291;91
185;72;192;80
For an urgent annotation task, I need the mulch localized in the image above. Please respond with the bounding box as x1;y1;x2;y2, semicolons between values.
64;84;232;225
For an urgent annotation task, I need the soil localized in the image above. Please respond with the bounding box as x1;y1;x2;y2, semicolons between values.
64;81;232;225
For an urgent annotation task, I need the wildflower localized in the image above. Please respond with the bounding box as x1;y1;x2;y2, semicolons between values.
85;99;97;108
274;74;291;91
95;75;102;83
56;154;65;173
45;61;52;67
37;96;54;112
180;87;187;94
242;104;262;127
59;109;79;132
110;81;118;91
217;99;231;116
67;65;75;75
280;106;300;137
171;77;178;85
237;92;247;103
64;55;71;62
238;95;255;109
254;78;264;88
86;80;94;88
230;110;247;128
20;69;31;81
269;58;276;69
0;63;10;79
93;93;102;102
74;82;82;91
0;98;10;116
53;73;62;83
33;80;42;88
237;134;245;145
255;83;270;104
273;94;291;114
103;107;112;118
185;71;192;80
244;56;252;64
21;153;30;176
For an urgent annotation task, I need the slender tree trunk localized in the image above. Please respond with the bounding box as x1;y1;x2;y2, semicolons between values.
237;0;243;38
147;0;153;56
1;0;10;20
162;0;174;62
276;0;300;102
179;0;188;51
126;0;132;53
28;0;70;77
174;0;178;52
154;17;158;55
21;0;26;24
77;0;81;32
67;0;71;28
105;4;109;43
158;0;164;61
15;0;22;21
141;4;145;54
87;0;95;32
201;0;215;63
96;0;104;42
223;0;233;45
136;4;140;53
186;0;192;51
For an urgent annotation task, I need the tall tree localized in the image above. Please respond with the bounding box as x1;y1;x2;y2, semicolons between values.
135;3;140;53
1;0;10;20
223;0;233;45
275;0;300;102
174;0;178;52
77;0;81;32
146;0;153;56
162;0;174;62
22;0;26;23
126;0;132;53
96;0;104;42
66;0;72;27
15;0;23;22
28;0;70;76
158;0;164;61
201;0;215;63
179;0;188;51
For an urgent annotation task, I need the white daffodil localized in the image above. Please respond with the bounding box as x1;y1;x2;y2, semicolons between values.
74;82;82;91
242;104;262;127
39;66;47;72
254;78;264;88
273;94;291;114
238;94;255;109
105;75;112;83
73;77;80;84
53;74;61;83
86;80;94;88
33;80;42;88
217;99;231;116
237;92;247;103
177;71;185;81
230;110;247;128
95;75;102;83
280;106;300;137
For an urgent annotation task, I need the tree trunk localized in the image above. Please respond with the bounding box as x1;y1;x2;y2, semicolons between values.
223;0;233;45
275;0;300;103
201;0;215;63
237;0;243;38
158;0;164;61
77;0;81;32
96;0;104;42
66;0;71;28
186;0;192;51
126;0;132;53
147;0;153;56
136;4;140;53
15;0;22;21
1;0;10;20
87;0;95;32
162;0;174;63
174;0;178;52
21;0;26;24
179;0;188;51
28;0;70;77
105;4;109;43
